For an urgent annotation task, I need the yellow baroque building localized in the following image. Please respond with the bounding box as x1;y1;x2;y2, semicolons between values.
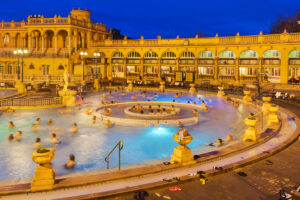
0;9;300;87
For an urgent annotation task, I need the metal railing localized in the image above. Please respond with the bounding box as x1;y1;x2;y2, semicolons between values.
0;96;62;107
105;140;124;170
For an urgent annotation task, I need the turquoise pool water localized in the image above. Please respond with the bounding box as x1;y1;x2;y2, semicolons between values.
0;91;258;182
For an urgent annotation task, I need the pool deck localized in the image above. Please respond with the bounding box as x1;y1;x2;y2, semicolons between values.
0;101;299;200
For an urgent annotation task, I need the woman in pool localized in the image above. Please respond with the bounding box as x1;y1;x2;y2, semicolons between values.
32;123;38;131
162;108;167;114
156;109;161;114
8;121;14;128
105;119;111;127
63;154;76;169
170;105;175;111
15;131;22;141
175;93;179;98
51;133;61;144
36;118;41;125
200;100;208;112
47;119;53;125
34;138;42;149
71;123;78;133
7;134;14;141
193;109;198;116
93;116;97;123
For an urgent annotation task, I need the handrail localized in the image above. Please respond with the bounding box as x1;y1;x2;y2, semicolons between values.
230;111;264;132
105;140;124;170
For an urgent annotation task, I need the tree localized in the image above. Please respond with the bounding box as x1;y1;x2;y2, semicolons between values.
270;11;300;34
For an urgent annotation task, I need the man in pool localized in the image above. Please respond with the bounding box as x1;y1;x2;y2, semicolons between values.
51;133;61;144
34;138;42;149
63;154;76;169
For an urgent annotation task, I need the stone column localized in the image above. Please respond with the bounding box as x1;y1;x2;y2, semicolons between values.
280;50;289;84
68;35;72;55
124;58;127;79
214;57;218;80
176;57;180;71
235;58;239;82
54;34;58;54
195;57;198;82
41;35;44;52
158;58;161;81
28;35;32;50
140;58;144;80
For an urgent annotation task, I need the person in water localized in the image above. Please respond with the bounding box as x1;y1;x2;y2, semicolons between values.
15;131;22;141
7;134;14;141
71;123;78;133
93;116;97;123
36;118;41;125
51;133;61;144
48;119;53;125
32;123;38;131
63;154;76;169
9;121;14;128
34;138;42;149
6;107;14;113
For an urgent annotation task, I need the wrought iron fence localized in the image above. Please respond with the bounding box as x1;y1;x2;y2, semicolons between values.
0;97;62;107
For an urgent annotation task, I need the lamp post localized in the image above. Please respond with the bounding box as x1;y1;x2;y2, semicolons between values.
80;51;88;81
13;49;28;82
93;52;101;79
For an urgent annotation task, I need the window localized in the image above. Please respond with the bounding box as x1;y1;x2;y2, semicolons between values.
161;66;175;74
112;52;124;58
162;51;176;58
128;52;140;58
8;64;13;74
240;50;258;58
263;50;281;58
198;67;214;75
263;67;280;76
144;66;158;74
0;64;4;73
127;65;138;73
239;67;257;76
144;51;158;58
219;67;235;75
289;50;300;58
199;51;214;58
180;51;194;59
29;64;35;69
219;51;236;58
58;65;64;70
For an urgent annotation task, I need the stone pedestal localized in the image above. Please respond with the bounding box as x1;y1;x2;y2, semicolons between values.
243;90;252;103
59;90;77;106
189;84;196;94
243;118;259;142
94;79;100;90
267;105;279;125
217;86;225;98
262;97;272;113
126;80;133;91
15;81;27;94
159;81;165;92
31;148;55;192
170;135;196;166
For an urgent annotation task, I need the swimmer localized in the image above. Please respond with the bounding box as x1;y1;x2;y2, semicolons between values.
6;107;14;113
110;101;114;104
86;107;92;115
51;133;61;144
227;135;233;141
121;91;126;96
148;105;152;109
140;110;144;114
193;109;198;116
105;119;111;127
193;101;197;105
131;106;136;111
15;131;22;141
172;99;175;102
47;119;53;125
36;118;41;125
156;109;161;114
32;123;37;131
7;134;14;141
102;94;106;99
8;121;14;128
149;109;154;115
100;101;105;106
162;108;167;114
188;101;190;104
217;138;223;147
109;90;112;95
141;93;146;98
170;105;175;111
131;95;138;100
34;138;42;149
63;154;76;169
93;116;97;123
77;104;81;109
175;93;179;98
71;123;78;133
177;100;180;103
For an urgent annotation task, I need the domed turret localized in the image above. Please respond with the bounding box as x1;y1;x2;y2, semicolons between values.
70;8;91;22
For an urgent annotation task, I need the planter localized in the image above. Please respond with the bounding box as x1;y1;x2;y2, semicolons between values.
32;148;55;165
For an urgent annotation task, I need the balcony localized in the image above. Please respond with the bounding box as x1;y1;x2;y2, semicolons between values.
218;59;235;65
197;74;214;80
179;59;195;65
289;59;300;65
239;59;259;65
198;59;214;65
161;59;176;65
239;75;258;82
262;59;281;65
218;75;235;81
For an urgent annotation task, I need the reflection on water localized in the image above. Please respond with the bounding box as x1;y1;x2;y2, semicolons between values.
0;91;258;181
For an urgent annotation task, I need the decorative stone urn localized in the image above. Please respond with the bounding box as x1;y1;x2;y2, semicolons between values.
170;134;196;166
126;80;133;91
243;90;252;103
267;105;279;125
243;117;259;142
189;84;196;94
217;86;225;98
160;81;165;92
262;97;272;113
31;148;56;192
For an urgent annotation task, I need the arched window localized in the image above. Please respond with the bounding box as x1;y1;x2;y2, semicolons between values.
144;51;158;58
162;51;176;59
263;50;281;58
199;51;214;58
112;52;124;58
289;50;300;58
180;51;195;59
240;50;258;58
58;65;64;70
29;64;35;69
127;51;141;58
219;51;236;58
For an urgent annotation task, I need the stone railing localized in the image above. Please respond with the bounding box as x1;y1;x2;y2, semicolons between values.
91;32;300;47
0;96;62;107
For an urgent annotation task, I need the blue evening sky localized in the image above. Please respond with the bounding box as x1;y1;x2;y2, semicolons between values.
0;0;299;39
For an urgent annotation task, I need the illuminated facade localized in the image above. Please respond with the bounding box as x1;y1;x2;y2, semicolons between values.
0;9;300;86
